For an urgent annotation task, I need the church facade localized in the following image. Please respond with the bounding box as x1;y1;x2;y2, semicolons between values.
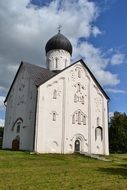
3;32;109;155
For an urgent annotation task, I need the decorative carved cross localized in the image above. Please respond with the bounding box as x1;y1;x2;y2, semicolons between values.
58;25;62;33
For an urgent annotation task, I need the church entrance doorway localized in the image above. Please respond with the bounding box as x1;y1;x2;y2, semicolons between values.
75;139;80;152
12;139;20;151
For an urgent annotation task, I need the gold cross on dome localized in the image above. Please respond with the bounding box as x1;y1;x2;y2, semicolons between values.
58;25;62;33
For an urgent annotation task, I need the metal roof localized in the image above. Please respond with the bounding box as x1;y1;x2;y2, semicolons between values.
4;62;56;103
45;33;73;55
24;62;56;86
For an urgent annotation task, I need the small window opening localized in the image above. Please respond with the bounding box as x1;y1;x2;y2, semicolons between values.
78;70;81;78
83;115;86;125
77;83;81;92
53;89;57;99
53;112;56;121
55;57;58;68
65;59;67;67
17;124;20;133
78;111;81;124
95;127;103;141
72;115;75;124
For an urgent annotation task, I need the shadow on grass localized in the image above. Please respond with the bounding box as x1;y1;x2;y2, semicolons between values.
97;164;127;178
122;158;127;162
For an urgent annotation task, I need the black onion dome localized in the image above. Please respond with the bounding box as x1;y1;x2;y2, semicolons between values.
45;33;72;55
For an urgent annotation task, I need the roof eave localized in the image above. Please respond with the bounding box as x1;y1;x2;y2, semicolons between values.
4;61;24;103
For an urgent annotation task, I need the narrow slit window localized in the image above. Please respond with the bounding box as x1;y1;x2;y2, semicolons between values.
53;89;57;99
74;94;77;102
78;70;81;78
55;58;58;68
53;112;56;121
77;83;81;92
17;124;20;133
78;111;81;124
65;59;67;67
72;115;75;124
83;115;86;125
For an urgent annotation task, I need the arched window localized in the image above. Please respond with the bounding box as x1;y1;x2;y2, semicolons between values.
78;111;81;124
51;111;58;121
74;94;77;103
17;124;20;133
72;110;86;125
55;57;58;68
75;112;78;122
48;58;51;69
53;89;57;99
72;115;75;124
11;118;23;132
95;127;103;141
78;70;81;78
53;112;56;121
65;59;67;67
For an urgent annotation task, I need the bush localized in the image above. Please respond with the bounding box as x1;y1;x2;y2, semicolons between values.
109;112;127;153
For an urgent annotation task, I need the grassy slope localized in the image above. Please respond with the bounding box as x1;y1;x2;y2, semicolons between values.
0;151;127;190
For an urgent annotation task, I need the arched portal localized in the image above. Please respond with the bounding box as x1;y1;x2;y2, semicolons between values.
12;138;20;151
75;139;80;152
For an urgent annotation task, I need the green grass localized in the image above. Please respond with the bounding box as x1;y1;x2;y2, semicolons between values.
0;150;127;190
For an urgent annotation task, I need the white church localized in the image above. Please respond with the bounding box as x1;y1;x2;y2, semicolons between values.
3;31;109;155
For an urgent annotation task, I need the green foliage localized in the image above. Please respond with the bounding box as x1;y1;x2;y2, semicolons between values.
0;150;127;190
109;112;127;153
0;127;4;137
0;127;3;148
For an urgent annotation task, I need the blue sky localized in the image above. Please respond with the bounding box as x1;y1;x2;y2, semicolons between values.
0;0;127;125
93;0;127;113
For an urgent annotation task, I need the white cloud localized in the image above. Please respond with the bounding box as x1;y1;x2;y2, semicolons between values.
73;42;109;69
0;0;125;94
94;70;120;86
111;53;125;65
73;42;120;86
106;88;126;94
0;96;5;111
0;0;101;93
0;119;4;126
92;26;102;37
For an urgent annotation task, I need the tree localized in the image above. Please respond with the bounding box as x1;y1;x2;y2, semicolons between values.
0;127;3;137
0;127;4;148
109;112;127;153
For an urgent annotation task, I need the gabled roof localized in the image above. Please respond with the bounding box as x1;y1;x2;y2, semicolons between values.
5;59;109;103
23;62;56;86
4;62;56;103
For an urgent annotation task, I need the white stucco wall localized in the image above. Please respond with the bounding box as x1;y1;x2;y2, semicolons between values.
35;61;109;155
3;60;109;155
3;64;37;151
46;49;71;71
